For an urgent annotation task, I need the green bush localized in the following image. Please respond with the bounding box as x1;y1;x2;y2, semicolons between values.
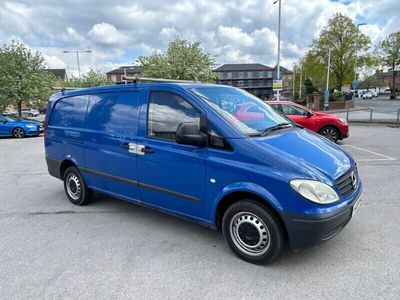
329;91;344;102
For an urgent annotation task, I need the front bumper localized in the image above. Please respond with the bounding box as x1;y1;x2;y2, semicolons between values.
281;190;362;250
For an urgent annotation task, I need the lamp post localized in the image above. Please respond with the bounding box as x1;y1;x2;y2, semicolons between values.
299;63;303;100
354;23;367;82
63;50;92;78
352;23;366;105
324;48;331;110
292;65;295;98
273;0;281;100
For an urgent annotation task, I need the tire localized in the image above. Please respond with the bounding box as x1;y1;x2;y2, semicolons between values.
319;126;340;142
222;199;284;264
28;113;33;117
12;127;25;138
63;166;93;205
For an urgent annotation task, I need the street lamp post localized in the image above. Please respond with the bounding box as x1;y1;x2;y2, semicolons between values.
273;0;281;100
324;48;331;111
292;66;295;98
352;23;367;106
354;23;367;82
63;50;92;78
299;63;303;100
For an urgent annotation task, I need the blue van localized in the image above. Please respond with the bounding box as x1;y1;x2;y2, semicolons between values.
44;81;362;264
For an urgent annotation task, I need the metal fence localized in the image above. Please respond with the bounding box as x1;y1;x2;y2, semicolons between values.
340;108;400;125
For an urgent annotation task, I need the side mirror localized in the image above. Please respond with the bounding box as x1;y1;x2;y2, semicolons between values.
176;122;206;147
306;111;314;118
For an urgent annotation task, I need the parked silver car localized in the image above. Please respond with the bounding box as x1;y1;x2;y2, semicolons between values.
21;108;40;117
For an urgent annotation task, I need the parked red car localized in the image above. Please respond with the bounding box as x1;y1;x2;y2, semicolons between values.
265;101;349;142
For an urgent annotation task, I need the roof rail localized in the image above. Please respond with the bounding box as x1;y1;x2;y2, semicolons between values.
52;86;80;93
122;76;199;84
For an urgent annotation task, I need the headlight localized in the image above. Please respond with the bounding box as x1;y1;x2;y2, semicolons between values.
338;118;347;124
290;179;339;204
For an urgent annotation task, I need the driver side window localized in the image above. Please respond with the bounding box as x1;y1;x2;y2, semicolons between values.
282;105;308;116
147;91;200;141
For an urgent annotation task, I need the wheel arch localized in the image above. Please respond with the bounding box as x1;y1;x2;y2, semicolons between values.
214;184;288;240
318;124;341;139
59;159;77;179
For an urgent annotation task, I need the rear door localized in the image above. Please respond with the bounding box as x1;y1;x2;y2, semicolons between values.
83;91;141;201
136;88;207;220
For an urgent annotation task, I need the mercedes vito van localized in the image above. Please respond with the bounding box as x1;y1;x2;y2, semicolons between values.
45;81;362;264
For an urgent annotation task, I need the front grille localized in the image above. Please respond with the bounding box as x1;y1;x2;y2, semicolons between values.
335;167;358;196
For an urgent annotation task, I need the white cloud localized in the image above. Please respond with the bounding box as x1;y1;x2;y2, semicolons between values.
218;26;255;47
43;54;67;69
0;0;398;75
88;23;130;47
62;27;85;46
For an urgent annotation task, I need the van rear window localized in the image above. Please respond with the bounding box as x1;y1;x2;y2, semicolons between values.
49;95;88;128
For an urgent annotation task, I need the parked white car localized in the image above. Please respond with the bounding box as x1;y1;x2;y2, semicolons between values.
21;108;40;117
371;91;378;97
362;92;373;99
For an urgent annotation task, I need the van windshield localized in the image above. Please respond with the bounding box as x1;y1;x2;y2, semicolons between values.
190;86;290;136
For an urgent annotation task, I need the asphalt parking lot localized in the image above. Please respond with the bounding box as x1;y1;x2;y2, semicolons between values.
0;124;399;299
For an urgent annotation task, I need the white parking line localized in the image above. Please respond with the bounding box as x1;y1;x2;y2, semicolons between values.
342;145;397;161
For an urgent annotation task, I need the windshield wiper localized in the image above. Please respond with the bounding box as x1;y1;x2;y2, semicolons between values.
261;122;293;136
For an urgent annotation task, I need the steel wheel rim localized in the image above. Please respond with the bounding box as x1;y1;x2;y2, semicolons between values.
66;173;81;200
229;211;271;256
13;128;24;138
321;128;337;141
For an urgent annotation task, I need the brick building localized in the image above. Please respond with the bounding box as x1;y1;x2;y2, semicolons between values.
106;66;141;82
382;70;400;92
214;63;293;99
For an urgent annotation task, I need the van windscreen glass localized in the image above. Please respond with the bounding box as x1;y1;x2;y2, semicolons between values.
189;87;290;136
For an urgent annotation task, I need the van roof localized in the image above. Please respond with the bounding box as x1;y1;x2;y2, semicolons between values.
50;82;229;99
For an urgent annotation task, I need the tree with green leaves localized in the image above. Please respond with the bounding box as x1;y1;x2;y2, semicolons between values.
312;13;372;89
376;31;400;99
299;51;331;91
137;38;216;82
68;68;112;88
303;78;317;95
0;41;55;115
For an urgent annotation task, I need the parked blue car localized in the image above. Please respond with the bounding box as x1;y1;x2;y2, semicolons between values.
44;82;362;264
0;114;43;138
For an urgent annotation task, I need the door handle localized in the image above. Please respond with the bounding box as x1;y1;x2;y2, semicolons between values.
121;142;137;153
121;142;130;150
140;146;155;154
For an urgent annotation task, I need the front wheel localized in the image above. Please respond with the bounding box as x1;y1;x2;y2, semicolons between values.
63;166;93;205
12;127;25;138
319;126;339;142
222;200;284;264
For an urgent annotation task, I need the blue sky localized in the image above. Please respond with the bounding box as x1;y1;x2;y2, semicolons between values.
0;0;399;77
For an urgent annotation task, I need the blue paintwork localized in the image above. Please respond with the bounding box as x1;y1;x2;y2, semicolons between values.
44;83;361;232
0;114;42;137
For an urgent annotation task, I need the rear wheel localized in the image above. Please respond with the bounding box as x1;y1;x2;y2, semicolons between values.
63;166;92;205
319;126;339;142
28;113;33;117
12;127;25;138
222;199;284;264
